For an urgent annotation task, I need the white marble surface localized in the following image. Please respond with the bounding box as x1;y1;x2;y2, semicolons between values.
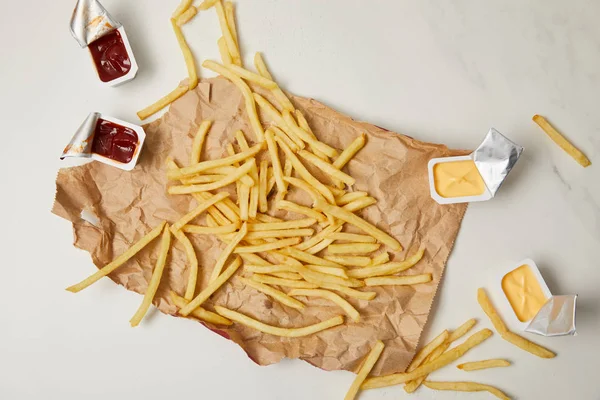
1;1;599;399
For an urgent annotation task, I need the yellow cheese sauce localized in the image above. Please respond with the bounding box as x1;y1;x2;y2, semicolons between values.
502;264;548;322
433;160;486;198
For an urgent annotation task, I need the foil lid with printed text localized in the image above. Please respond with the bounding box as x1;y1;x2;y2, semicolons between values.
70;0;121;47
526;295;577;337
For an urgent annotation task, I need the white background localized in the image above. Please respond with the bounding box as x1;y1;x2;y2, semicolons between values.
1;0;599;399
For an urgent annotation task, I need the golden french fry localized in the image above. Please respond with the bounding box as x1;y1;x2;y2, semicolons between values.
238;229;315;240
297;266;363;288
130;226;171;327
248;164;260;219
406;330;449;373
171;18;198;89
328;232;375;244
306;237;335;255
224;1;238;46
533;115;591;167
201;166;254;187
168;159;255;194
314;199;401;251
252;274;318;289
217;36;232;65
244;264;297;275
254;52;295;112
327;243;380;255
267;251;304;267
170;292;232;325
195;191;241;223
253;52;273;79
209;222;248;282
364;274;432;286
239;183;250;221
137;85;189;120
423;381;510;400
172;0;193;18
170;192;230;232
215;306;343;337
333;134;366;188
370;252;390;266
239;252;271;266
214;1;241;65
283;247;343;268
227;64;278;89
248;218;316;231
306;265;348;278
179;257;242;316
448;318;478;342
404;341;451;393
176;6;197;25
502;331;556;359
282;110;338;158
254;94;304;148
277;200;327;222
295;109;329;161
181;174;224;185
270;272;303;280
197;0;219;11
183;223;240;235
66;221;166;293
298;150;355;186
295;221;343;251
267;166;276;195
323;256;371;268
204;60;265;140
234;237;301;253
238;277;305;310
344;197;377;212
263;129;286;194
172;229;198;300
347;249;425;279
477;288;509;334
457;359;511;371
289;289;360;322
320;283;376;301
259;160;269;212
361;329;493;389
169;142;264;180
336;192;367;206
283;176;325;204
344;341;385;400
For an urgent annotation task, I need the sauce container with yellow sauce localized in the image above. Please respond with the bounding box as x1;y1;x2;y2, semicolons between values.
428;128;523;204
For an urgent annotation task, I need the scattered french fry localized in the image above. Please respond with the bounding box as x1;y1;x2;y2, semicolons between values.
176;6;197;26
305;265;348;278
171;18;198;89
172;229;199;300
197;0;219;11
238;277;305;310
533;114;591;167
289;289;360;322
347;249;425;279
406;330;449;373
328;232;375;244
217;36;233;65
277;200;327;222
224;1;238;46
259;160;269;212
252;274;318;289
364;274;432;287
137;85;189;120
283;176;324;203
209;222;248;282
168;159;255;194
254;52;295;112
181;174;224;185
457;359;511;371
248;218;316;231
170;292;232;325
227;64;278;89
172;0;193;18
234;237;302;253
320;283;377;301
369;252;390;266
423;381;511;400
183;223;240;235
336;192;367;206
344;341;385;400
214;1;241;65
324;255;371;267
170;192;230;232
333;134;366;188
298;150;355;186
283;247;344;268
327;243;380;255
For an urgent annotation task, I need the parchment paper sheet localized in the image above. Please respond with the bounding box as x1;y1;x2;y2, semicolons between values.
53;77;468;376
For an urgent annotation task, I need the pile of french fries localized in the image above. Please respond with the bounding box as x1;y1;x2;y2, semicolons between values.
66;1;558;399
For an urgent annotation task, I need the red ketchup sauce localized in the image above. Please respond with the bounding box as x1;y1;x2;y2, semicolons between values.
88;30;131;82
92;119;139;163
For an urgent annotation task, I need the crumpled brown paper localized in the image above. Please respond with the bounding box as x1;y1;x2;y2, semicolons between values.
53;77;468;376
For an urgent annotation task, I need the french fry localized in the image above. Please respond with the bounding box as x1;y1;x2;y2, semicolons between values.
168;142;263;179
233;229;314;240
259;160;269;212
254;95;304;149
361;329;493;389
457;359;511;371
347;249;425;279
202;166;254;186
277;200;327;222
66;221;166;293
217;36;233;65
171;18;198;89
295;109;329;161
214;1;241;65
238;277;305;310
423;381;510;400
248;218;316;231
224;1;238;46
370;252;390;266
170;192;230;232
249;163;260;218
344;197;377;212
297;266;364;288
502;331;556;359
314;199;401;251
197;0;219;11
305;237;335;255
263;129;286;194
172;0;193;18
406;330;449;373
239;183;250;221
170;292;232;325
183;223;240;235
234;237;301;253
137;85;189;120
270;272;303;280
282;110;338;158
176;6;197;25
323;256;371;267
295;221;343;251
336;192;367;206
196;191;241;223
283;247;344;268
215;306;344;337
209;222;248;283
253;53;295;112
179;257;242;316
283;176;325;204
204;60;265;141
168;159;255;194
227;64;278;89
244;264;297;275
364;274;432;286
267;251;304;267
267;166;276;195
327;243;380;255
448;318;478;342
477;288;509;334
239;253;271;266
298;150;355;186
181;174;224;184
305;265;348;278
533;115;591;167
320;283;377;301
270;126;300;152
344;341;385;400
333;134;366;188
252;274;318;289
328;232;375;244
289;289;360;322
404;342;451;393
130;226;171;327
172;229;199;300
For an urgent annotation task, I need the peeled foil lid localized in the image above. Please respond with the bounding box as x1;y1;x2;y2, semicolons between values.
526;295;578;337
70;0;120;47
61;112;99;159
473;128;524;196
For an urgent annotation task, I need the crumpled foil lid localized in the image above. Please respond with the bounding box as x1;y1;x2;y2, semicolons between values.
473;128;524;196
526;295;577;337
60;112;99;159
70;0;120;48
